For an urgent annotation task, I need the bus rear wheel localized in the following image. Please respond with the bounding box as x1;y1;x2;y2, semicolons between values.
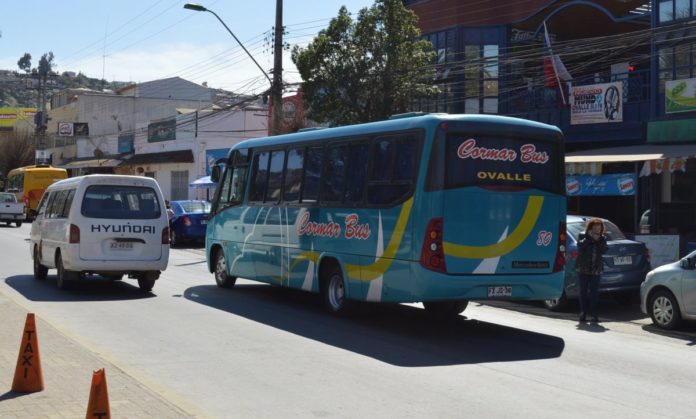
214;249;236;288
423;300;468;318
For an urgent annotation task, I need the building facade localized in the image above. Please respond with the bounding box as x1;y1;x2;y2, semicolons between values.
408;0;696;254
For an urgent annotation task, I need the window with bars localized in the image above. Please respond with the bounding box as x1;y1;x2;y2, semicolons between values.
170;170;189;201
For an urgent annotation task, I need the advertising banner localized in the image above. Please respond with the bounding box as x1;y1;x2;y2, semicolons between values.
665;78;696;113
566;173;636;196
58;122;74;137
570;82;622;125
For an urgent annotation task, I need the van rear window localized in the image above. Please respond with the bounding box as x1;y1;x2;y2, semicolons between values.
81;185;161;219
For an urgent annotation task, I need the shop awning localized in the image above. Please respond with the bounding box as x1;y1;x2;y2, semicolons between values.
60;158;121;169
566;144;696;163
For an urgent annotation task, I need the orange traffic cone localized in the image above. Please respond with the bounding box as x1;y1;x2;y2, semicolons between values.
11;313;44;393
85;368;111;419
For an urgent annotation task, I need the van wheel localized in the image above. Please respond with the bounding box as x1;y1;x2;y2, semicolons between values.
15;221;22;227
33;246;48;280
321;266;351;315
56;253;78;290
138;278;156;292
214;249;236;288
423;300;469;318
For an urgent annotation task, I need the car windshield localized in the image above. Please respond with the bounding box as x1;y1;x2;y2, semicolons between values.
567;219;627;241
0;193;15;203
179;201;210;213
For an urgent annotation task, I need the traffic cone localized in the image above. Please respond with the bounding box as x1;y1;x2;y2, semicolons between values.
11;313;44;393
85;368;111;419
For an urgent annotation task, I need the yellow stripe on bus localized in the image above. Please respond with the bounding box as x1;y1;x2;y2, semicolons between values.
442;195;544;259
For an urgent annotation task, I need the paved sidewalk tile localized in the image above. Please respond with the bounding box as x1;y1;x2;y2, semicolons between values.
0;294;194;418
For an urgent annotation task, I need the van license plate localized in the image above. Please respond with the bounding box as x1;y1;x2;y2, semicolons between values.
614;256;632;265
110;242;133;250
488;286;512;297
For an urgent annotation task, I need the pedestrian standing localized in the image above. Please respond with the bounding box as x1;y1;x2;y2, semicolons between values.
576;218;608;323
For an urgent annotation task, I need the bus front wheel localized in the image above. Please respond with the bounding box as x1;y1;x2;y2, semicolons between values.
214;249;236;288
322;266;351;316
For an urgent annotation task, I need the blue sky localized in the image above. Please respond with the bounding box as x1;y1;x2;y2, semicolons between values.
0;0;375;94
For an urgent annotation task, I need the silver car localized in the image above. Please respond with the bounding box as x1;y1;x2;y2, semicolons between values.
641;251;696;330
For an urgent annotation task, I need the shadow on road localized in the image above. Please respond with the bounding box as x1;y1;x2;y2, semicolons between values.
183;283;565;367
482;297;648;323
641;324;696;345
5;275;156;302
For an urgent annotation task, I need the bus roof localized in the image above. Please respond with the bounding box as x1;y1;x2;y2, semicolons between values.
232;113;562;152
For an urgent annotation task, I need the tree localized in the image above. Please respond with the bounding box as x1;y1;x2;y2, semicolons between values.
38;52;55;78
0;132;35;181
17;53;32;73
291;0;437;126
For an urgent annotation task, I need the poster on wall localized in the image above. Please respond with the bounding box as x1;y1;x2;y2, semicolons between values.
634;235;680;269
566;173;636;196
58;122;74;136
665;78;696;113
206;148;229;175
570;82;623;125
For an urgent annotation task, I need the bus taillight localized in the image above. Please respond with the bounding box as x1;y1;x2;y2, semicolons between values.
421;218;447;273
553;221;566;272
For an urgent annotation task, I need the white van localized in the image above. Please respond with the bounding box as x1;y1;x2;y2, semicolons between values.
30;175;170;291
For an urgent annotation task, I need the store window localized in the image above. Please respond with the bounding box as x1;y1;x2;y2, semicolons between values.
464;44;499;114
659;0;694;23
658;42;696;93
419;29;457;113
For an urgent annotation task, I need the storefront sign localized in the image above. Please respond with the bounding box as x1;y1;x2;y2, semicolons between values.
665;78;696;113
570;82;623;125
566;173;636;196
634;235;680;268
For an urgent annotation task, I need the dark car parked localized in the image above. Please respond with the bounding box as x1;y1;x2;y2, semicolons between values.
544;215;651;311
169;200;211;246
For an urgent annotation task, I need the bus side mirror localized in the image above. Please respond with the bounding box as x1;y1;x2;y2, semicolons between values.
211;166;221;183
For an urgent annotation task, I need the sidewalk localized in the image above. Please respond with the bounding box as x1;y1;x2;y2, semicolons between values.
0;292;194;418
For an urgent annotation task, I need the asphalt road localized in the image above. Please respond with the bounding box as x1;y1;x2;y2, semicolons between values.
1;223;695;418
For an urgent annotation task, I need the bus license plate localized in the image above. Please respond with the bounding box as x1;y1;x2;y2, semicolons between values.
110;242;133;250
614;256;632;265
488;286;512;297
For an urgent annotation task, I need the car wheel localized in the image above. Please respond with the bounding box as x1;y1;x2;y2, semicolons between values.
423;300;469;318
56;253;78;290
649;289;682;330
543;291;569;312
137;278;156;292
33;246;48;280
321;266;352;315
214;249;236;288
15;221;22;228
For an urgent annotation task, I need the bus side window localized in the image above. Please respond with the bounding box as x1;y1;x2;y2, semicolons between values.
265;150;285;204
283;148;304;203
344;143;369;205
250;151;270;202
368;135;418;206
321;145;348;203
301;147;323;204
216;168;234;208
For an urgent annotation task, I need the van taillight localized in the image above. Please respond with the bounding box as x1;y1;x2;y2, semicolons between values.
162;226;170;245
69;224;80;244
420;218;447;273
553;221;566;272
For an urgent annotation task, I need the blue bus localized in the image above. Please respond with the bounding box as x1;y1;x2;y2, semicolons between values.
207;113;566;316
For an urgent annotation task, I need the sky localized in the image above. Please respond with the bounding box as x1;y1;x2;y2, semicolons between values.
0;0;375;95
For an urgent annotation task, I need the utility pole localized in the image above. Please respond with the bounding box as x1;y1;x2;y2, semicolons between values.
271;0;284;135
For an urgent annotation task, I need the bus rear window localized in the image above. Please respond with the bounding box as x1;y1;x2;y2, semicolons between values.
81;185;161;219
445;134;561;193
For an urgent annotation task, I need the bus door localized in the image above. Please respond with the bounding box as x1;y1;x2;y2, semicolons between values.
441;134;562;275
212;149;255;279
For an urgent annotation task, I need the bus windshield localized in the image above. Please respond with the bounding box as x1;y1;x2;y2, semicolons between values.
445;134;562;193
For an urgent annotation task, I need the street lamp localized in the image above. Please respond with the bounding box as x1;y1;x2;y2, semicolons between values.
184;3;283;135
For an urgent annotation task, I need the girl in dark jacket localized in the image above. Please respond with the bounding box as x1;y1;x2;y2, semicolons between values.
576;218;609;323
